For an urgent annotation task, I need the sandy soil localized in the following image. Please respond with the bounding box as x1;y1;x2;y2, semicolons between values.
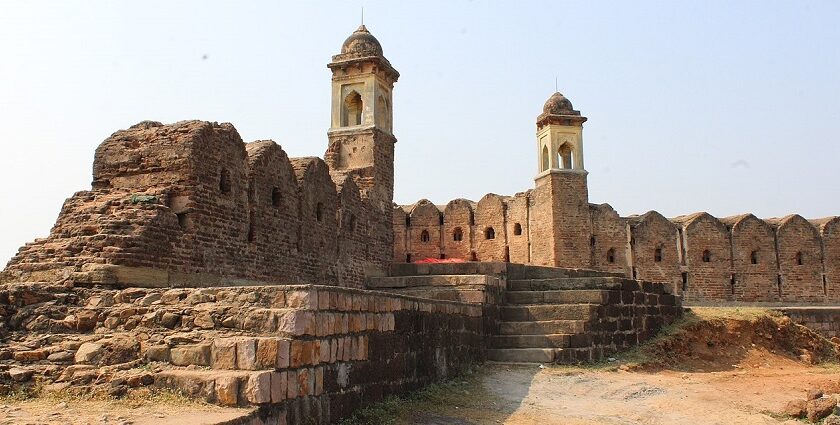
0;399;254;425
398;356;840;425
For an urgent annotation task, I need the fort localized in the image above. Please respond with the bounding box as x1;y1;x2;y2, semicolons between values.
0;24;835;425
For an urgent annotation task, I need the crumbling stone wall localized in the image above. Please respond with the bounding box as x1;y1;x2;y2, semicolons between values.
474;194;507;262
771;215;824;302
589;204;628;275
820;218;840;302
4;121;392;288
628;212;681;293
505;192;530;264
675;213;732;302
726;214;780;302
405;200;441;262
442;199;474;261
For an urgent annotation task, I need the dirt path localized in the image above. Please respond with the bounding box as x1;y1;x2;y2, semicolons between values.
394;358;840;425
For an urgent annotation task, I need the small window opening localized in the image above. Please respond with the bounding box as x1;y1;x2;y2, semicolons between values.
513;223;522;236
406;254;412;263
654;247;663;262
681;272;688;292
730;275;736;294
485;227;495;240
795;251;803;265
750;250;758;264
176;212;190;230
439;253;446;260
316;202;323;222
453;227;463;242
606;248;616;264
702;250;711;263
470;252;477;261
420;230;430;243
271;187;281;207
590;236;596;247
219;168;231;194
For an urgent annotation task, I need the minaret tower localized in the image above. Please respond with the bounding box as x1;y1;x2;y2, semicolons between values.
324;25;399;212
529;92;592;267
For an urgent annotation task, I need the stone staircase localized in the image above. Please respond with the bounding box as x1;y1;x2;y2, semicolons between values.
374;262;681;364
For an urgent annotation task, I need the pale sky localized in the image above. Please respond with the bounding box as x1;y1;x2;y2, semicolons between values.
1;1;839;265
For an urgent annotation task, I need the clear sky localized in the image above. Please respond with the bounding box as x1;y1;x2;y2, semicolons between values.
1;1;839;265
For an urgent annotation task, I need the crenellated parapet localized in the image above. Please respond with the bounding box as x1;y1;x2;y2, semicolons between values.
394;191;839;304
3;121;391;288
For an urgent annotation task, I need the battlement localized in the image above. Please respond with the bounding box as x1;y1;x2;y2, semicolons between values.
394;193;840;304
3;120;392;288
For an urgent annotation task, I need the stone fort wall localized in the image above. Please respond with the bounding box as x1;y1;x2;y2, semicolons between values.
394;195;840;304
2;120;393;289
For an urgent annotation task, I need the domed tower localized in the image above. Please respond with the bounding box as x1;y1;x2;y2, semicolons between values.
530;91;592;268
324;25;399;212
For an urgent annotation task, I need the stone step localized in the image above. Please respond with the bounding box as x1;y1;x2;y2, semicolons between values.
510;265;620;280
508;277;636;291
490;333;572;349
367;274;500;289
498;320;589;335
500;304;598;321
154;368;305;407
505;289;609;305
486;347;598;364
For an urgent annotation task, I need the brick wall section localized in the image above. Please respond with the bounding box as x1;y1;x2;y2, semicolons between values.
505;192;530;264
246;141;301;283
820;218;840;302
442;199;475;261
770;215;824;302
675;213;732;302
725;214;780;302
406;200;441;261
4;121;392;288
333;175;367;288
474;194;507;261
545;172;592;268
589;203;629;275
777;307;840;340
392;206;408;263
628;211;681;294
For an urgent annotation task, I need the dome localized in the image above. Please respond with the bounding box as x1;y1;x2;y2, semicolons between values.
543;92;575;115
341;25;383;56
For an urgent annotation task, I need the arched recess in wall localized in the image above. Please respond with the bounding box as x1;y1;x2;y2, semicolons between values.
485;227;495;240
541;145;550;172
453;227;463;242
420;229;430;243
557;143;574;170
513;223;522;236
342;91;363;127
377;95;390;132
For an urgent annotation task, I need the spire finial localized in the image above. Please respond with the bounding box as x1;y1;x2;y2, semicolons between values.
555;76;558;92
361;6;364;25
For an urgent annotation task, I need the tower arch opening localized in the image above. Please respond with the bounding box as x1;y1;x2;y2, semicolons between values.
342;91;363;127
558;143;574;170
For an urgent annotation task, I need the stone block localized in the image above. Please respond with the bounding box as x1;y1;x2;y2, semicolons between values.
145;345;170;362
212;338;237;370
245;371;271;404
270;371;287;403
277;339;290;368
297;368;312;397
236;338;257;370
255;338;278;369
170;344;211;367
286;290;316;309
74;342;103;364
286;370;298;399
215;375;239;406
